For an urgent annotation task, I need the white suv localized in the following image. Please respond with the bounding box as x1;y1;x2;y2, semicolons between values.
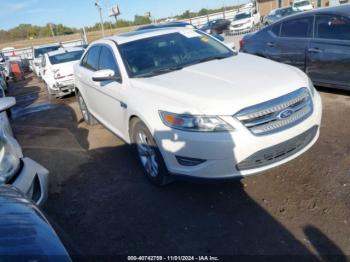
74;28;322;186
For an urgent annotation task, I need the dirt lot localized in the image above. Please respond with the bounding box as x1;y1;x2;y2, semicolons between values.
7;73;350;258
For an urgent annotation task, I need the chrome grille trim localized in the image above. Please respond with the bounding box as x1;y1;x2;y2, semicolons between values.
234;87;313;136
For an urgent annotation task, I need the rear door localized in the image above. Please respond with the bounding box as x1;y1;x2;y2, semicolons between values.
275;16;314;70
306;14;350;89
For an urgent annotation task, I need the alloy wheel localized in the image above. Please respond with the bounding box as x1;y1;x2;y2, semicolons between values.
136;131;159;178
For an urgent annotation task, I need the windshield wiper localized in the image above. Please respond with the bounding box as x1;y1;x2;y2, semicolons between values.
183;55;231;68
133;65;183;78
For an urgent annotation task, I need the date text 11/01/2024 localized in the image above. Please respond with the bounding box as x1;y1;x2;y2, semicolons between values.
127;256;220;261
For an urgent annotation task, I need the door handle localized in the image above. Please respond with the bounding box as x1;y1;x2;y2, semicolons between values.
267;42;276;47
308;48;322;53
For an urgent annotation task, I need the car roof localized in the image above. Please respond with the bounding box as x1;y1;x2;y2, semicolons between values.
280;4;350;20
33;43;61;49
106;27;199;45
47;47;84;56
137;22;192;31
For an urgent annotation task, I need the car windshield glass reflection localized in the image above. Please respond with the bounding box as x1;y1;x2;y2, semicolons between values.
34;46;60;58
234;12;251;21
119;31;235;78
294;0;310;7
49;51;84;65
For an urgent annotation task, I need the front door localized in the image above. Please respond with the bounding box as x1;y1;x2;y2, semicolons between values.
89;46;127;138
306;14;350;89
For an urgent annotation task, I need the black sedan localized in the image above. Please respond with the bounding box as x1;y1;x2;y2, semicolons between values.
199;19;231;34
264;6;301;25
240;4;350;90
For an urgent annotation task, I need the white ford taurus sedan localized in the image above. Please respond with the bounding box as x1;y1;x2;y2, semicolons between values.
74;27;322;186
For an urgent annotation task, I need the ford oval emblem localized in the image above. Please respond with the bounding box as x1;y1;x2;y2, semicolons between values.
278;109;294;119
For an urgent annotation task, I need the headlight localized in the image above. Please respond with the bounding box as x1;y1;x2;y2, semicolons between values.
159;111;234;132
308;78;316;97
0;136;20;184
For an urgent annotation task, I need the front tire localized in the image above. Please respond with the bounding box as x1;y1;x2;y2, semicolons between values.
130;118;172;186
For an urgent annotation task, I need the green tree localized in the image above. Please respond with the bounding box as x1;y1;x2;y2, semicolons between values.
133;15;152;25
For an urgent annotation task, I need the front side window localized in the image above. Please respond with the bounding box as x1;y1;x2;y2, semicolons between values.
99;47;121;78
281;17;313;38
83;46;101;71
316;15;350;40
271;23;281;36
119;31;235;78
49;50;84;65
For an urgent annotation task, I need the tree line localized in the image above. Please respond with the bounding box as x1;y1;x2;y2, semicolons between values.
0;5;238;43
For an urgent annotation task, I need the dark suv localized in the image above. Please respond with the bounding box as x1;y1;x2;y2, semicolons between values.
240;4;350;90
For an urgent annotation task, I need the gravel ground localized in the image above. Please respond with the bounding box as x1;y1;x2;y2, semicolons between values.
7;73;350;259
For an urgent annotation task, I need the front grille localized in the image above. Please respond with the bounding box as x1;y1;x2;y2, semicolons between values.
236;126;318;171
235;87;313;136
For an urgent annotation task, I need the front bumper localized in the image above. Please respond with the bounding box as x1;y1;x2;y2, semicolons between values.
155;92;322;179
230;23;252;34
11;157;49;206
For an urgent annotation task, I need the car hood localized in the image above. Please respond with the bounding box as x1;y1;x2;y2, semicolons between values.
129;53;309;115
231;18;252;26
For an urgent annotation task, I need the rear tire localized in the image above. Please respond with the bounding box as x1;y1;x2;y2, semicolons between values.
77;91;98;125
130;118;172;186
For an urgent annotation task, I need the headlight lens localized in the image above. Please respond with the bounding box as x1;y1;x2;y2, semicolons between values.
0;136;20;184
159;111;234;132
308;78;316;97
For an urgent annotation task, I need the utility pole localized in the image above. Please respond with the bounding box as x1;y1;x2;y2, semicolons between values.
95;0;105;37
48;23;55;37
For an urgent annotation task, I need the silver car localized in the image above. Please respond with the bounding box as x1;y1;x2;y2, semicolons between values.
0;97;48;206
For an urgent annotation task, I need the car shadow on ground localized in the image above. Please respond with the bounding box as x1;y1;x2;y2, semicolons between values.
16;105;345;259
8;79;347;259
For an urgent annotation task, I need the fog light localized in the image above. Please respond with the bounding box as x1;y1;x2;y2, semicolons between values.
176;156;206;166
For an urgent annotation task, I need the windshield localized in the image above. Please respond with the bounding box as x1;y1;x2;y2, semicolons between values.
234;12;251;21
294;0;311;7
277;7;293;16
49;50;84;65
34;46;60;58
119;31;235;78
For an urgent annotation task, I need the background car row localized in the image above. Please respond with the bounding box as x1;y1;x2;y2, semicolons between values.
240;4;350;90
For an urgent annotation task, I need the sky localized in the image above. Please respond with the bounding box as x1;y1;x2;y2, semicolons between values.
0;0;247;30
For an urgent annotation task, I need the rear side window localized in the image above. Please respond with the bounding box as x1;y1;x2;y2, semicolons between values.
281;17;313;38
271;23;281;36
316;15;350;40
98;47;121;78
83;46;101;71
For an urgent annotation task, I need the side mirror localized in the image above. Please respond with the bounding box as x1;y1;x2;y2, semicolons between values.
0;97;16;112
0;58;4;63
92;69;118;82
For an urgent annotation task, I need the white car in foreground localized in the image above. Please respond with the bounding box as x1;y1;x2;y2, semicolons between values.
230;9;261;34
42;47;84;98
0;97;49;205
74;28;322;186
